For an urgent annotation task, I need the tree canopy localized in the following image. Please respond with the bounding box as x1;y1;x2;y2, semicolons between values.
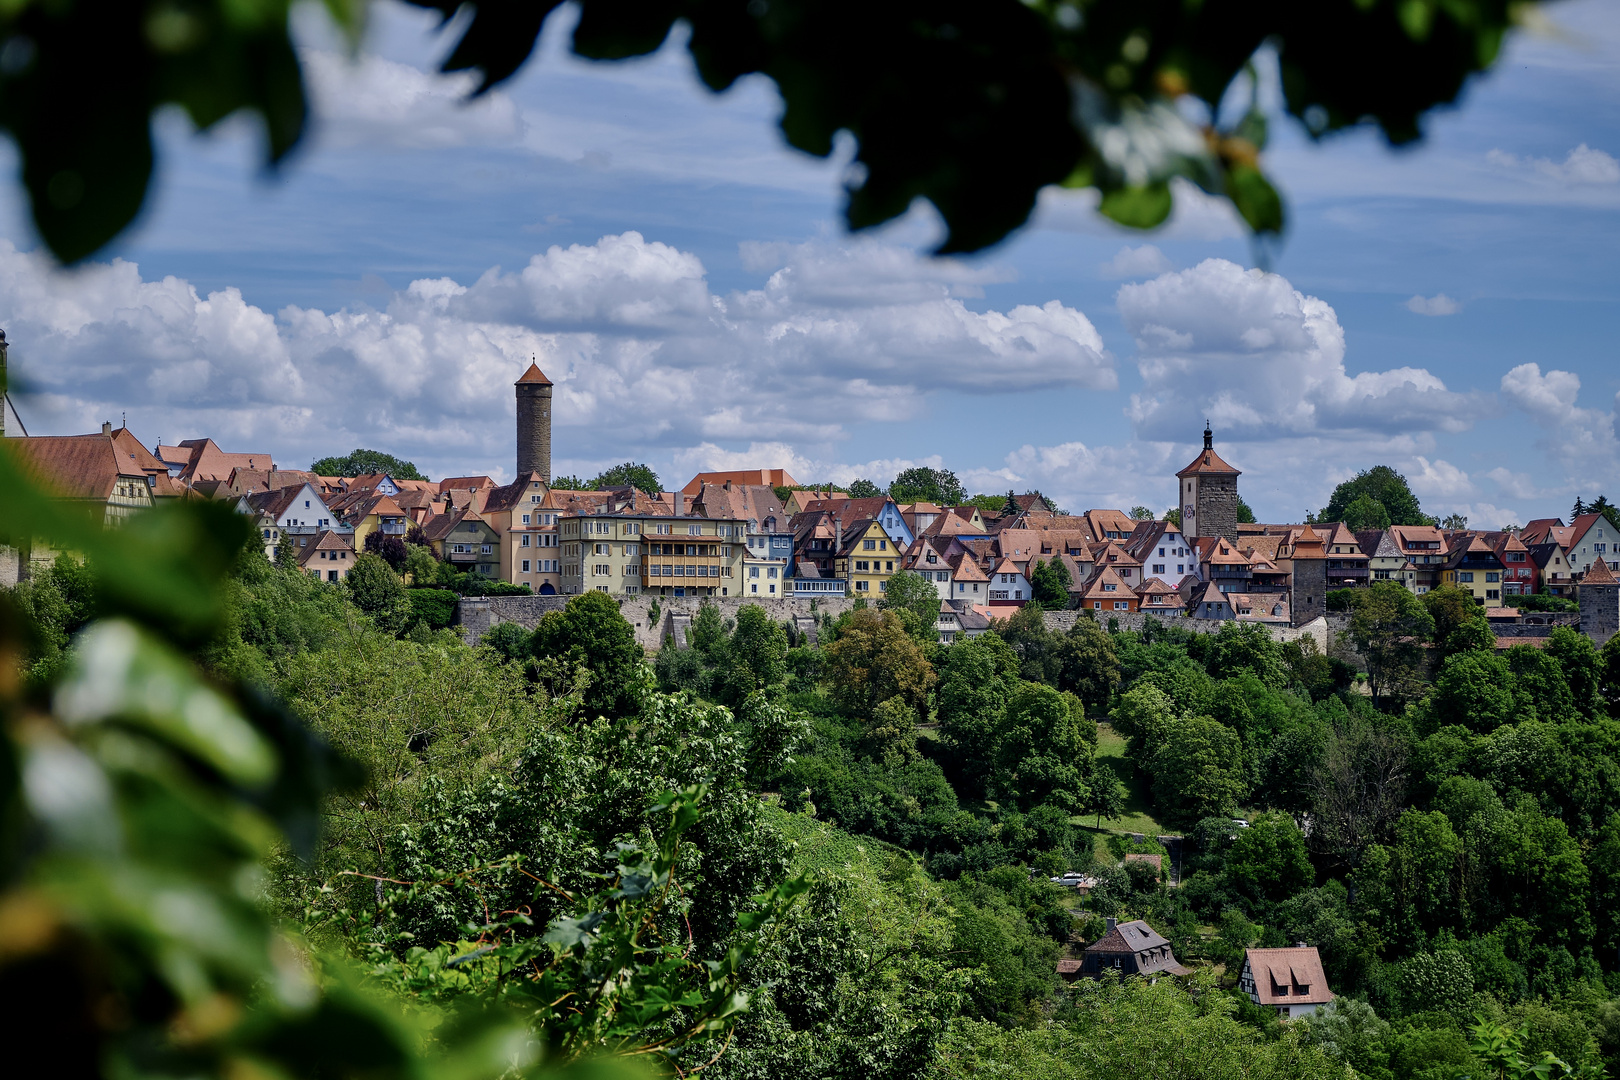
591;462;662;492
14;0;1530;264
310;448;428;480
890;466;966;507
1320;465;1429;527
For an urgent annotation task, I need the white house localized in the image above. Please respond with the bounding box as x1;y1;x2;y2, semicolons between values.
239;483;347;559
988;556;1030;605
1239;947;1335;1019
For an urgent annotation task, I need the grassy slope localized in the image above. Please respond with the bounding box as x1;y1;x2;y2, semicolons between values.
1079;723;1164;837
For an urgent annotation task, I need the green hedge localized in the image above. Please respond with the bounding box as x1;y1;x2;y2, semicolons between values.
407;588;459;630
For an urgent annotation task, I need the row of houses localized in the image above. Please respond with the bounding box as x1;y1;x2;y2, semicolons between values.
4;356;1615;641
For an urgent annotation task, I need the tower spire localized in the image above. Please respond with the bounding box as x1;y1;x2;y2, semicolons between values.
1203;420;1213;450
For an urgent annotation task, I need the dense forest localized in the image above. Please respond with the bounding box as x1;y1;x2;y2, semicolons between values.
9;530;1620;1080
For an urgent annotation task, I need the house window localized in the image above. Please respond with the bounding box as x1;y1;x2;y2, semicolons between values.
1459;572;1474;583
522;559;531;572
626;523;640;534
481;544;492;554
855;580;868;591
689;525;702;536
1153;564;1166;574
522;514;530;524
1114;601;1128;610
864;539;877;550
1094;601;1102;609
1486;572;1500;582
1103;583;1116;592
522;534;531;547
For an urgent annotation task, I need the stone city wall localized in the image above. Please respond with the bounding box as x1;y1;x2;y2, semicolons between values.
458;592;862;649
1041;609;1336;652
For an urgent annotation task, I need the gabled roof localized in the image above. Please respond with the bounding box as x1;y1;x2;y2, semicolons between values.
516;362;553;385
245;484;316;520
679;468;799;496
990;556;1024;578
296;528;354;567
1519;518;1566;546
482;472;548;514
950;552;989;582
1083;509;1138;540
157;438;275;483
1079;563;1133;599
690;482;787;525
438;475;494;494
1245;947;1333;1006
8;431;151;500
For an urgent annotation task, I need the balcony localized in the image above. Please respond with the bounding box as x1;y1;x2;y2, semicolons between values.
447;548;480;563
380;521;407;535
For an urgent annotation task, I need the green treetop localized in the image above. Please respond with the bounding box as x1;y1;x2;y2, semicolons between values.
310;448;428;480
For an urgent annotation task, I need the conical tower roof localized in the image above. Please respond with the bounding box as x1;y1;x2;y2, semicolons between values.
516;362;552;385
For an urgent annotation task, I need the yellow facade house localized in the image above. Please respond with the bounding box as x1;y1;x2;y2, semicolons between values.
833;518;898;597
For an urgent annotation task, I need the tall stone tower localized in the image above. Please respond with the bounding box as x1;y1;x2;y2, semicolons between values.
515;361;553;483
1580;553;1619;648
1176;423;1241;543
1289;523;1328;628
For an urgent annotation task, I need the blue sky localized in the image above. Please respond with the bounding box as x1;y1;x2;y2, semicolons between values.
1;0;1617;527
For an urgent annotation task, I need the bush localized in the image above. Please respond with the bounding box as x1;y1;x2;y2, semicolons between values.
406;588;458;631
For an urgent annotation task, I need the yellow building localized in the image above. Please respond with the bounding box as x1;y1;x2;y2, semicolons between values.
1440;534;1505;604
560;510;746;597
833;518;898;597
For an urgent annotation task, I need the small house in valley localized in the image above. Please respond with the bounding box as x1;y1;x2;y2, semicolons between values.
1239;946;1334;1019
1078;919;1189;978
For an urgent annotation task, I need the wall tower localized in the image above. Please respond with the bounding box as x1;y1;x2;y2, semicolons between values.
1580;553;1619;648
1176;423;1241;543
515;361;553;483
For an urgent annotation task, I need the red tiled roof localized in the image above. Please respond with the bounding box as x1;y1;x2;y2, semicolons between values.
516;362;553;385
1245;947;1334;1007
1584;554;1619;586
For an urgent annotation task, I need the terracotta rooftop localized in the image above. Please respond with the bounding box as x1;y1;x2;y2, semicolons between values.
1584;553;1619;586
1245;947;1333;1007
516;362;553;385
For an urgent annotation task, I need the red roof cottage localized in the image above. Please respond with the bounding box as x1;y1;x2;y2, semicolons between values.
1239;946;1334;1019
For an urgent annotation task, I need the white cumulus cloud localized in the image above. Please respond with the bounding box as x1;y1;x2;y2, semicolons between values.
1116;258;1487;442
0;234;1114;481
1500;362;1619;468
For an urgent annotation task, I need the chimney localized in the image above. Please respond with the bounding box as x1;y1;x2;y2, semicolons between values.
1105;917;1117;932
102;421;112;436
673;491;684;517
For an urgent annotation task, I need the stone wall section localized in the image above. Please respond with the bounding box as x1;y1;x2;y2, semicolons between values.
458;593;861;649
1291;559;1328;628
1198;475;1240;544
1580;584;1620;648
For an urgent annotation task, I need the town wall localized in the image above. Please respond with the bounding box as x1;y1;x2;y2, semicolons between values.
1041;610;1338;652
458;592;861;649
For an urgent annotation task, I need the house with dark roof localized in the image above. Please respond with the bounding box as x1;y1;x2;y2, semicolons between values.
1239;946;1335;1019
1077;918;1189;979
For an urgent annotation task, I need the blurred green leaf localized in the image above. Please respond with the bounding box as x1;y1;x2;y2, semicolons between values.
1226;163;1285;234
1098;182;1173;229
